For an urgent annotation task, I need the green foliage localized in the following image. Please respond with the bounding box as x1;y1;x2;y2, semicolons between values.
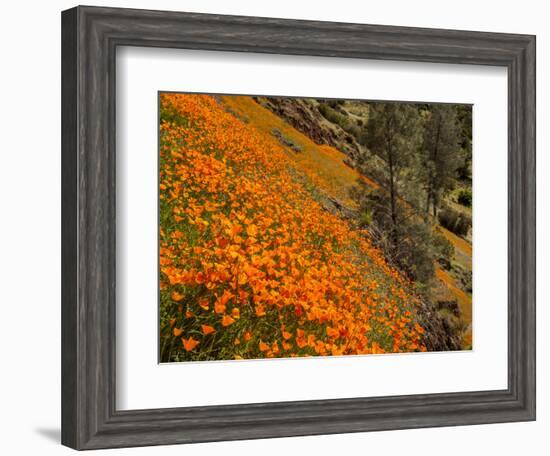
420;104;462;216
398;220;436;284
362;102;422;219
457;188;472;207
352;102;473;286
433;232;455;269
358;208;373;227
455;105;472;182
438;205;471;237
318;103;341;123
456;263;473;293
354;187;435;284
324;99;345;109
364;103;422;171
318;103;361;139
352;104;438;284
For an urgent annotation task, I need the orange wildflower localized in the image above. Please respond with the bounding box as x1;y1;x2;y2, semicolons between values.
201;324;216;335
221;315;236;327
171;291;184;302
158;93;428;362
181;337;199;352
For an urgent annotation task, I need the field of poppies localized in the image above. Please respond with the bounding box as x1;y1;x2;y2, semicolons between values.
159;93;426;362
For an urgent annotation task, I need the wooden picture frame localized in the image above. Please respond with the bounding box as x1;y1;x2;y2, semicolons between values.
61;5;536;450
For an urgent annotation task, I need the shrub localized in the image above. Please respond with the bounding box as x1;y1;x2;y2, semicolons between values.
325;99;345;109
318;103;343;124
398;222;436;284
457;188;472;207
438;205;471;237
453;263;473;293
433;232;455;269
355;188;435;284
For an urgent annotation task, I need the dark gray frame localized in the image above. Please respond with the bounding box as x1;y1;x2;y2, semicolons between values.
61;5;536;450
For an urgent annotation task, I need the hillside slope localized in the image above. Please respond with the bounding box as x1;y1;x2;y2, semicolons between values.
159;93;427;362
221;95;472;346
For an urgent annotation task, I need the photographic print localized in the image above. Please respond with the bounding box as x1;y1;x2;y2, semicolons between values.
159;92;472;363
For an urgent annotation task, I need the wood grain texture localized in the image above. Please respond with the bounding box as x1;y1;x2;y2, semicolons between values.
61;5;536;450
61;6;78;449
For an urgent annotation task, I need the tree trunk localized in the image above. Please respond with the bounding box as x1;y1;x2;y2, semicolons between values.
425;178;432;214
431;119;442;218
426;193;430;214
388;147;397;228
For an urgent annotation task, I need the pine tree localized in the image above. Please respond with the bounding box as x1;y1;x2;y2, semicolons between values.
362;102;421;235
421;105;462;217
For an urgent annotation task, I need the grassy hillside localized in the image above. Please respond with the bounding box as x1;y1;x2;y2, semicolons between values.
159;93;426;362
222;95;472;345
221;95;378;207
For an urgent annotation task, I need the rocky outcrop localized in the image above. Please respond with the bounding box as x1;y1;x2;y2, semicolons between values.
253;96;361;161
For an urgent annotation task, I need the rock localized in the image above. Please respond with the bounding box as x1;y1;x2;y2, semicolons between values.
320;196;356;220
270;128;303;153
254;96;361;160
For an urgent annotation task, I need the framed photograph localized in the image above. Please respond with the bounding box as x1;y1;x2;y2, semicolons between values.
61;5;535;450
